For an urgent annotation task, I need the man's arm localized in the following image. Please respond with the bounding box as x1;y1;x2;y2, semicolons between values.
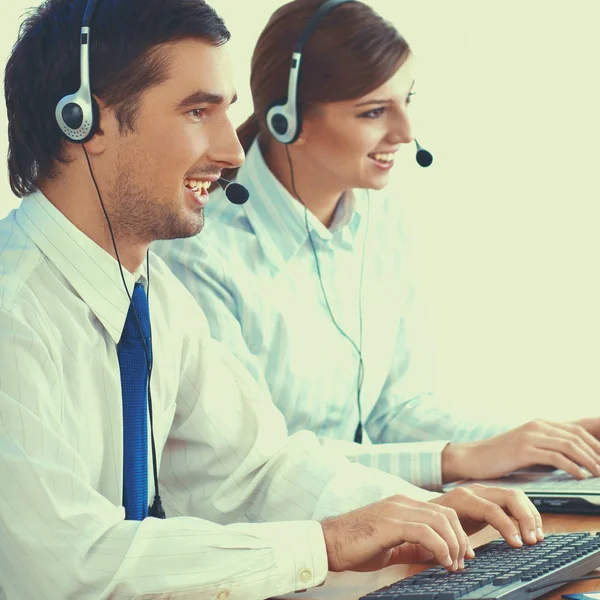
0;305;337;599
157;273;440;527
153;278;545;578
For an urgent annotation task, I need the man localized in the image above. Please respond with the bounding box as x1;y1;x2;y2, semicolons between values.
0;0;542;598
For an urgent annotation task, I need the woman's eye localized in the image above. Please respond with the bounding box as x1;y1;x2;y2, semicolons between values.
360;107;386;119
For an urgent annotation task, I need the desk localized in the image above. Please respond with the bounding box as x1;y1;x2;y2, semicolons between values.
281;514;600;600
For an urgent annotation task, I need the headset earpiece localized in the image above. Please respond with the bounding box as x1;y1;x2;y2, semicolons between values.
56;92;99;143
266;95;302;144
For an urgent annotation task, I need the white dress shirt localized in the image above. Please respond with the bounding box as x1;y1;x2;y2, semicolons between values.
0;192;438;600
154;138;506;492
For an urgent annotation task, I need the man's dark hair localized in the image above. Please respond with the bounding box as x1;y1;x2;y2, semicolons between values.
4;0;230;197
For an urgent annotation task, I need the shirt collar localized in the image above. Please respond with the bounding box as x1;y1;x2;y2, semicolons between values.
15;191;147;344
237;138;365;265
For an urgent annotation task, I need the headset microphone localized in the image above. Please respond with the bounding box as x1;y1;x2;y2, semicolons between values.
217;177;250;205
415;139;433;167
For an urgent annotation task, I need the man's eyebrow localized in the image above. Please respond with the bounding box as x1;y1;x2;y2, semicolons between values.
175;90;238;110
354;80;416;107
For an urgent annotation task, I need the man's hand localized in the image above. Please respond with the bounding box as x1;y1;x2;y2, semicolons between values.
431;484;544;544
442;419;600;482
320;486;542;573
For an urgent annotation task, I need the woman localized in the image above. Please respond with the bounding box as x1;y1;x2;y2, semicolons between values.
154;0;600;491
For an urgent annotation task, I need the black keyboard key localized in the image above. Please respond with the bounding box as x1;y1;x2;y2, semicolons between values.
447;586;469;596
391;594;436;600
493;573;520;585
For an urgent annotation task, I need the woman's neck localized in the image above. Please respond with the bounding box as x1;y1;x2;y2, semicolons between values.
262;139;345;228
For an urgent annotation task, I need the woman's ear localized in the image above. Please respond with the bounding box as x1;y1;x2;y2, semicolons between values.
292;131;307;146
292;122;309;145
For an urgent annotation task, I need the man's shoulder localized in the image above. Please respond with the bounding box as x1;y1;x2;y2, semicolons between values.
147;250;213;326
0;211;45;314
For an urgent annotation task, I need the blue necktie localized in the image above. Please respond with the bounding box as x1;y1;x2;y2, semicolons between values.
117;281;151;520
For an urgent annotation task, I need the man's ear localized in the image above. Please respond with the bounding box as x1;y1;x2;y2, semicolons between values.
83;96;115;155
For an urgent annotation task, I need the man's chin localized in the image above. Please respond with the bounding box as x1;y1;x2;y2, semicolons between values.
155;212;204;241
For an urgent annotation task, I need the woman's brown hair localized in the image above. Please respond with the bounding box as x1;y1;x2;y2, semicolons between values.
225;0;410;180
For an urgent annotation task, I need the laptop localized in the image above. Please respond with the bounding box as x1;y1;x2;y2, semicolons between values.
444;467;600;514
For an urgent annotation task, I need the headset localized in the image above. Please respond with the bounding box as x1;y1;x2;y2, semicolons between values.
55;0;165;518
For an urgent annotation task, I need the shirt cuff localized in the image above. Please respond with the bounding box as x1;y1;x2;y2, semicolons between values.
244;520;328;593
321;438;450;491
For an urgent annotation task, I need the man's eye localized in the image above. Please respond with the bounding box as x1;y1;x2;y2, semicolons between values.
188;108;207;120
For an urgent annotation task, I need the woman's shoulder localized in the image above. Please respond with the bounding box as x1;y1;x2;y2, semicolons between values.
360;186;409;236
152;189;269;287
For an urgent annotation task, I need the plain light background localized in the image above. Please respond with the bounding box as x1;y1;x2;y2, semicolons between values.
1;1;599;425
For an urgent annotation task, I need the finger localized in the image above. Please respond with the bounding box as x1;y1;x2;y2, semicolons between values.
532;504;544;541
389;542;435;565
476;487;539;545
501;486;545;542
572;418;600;443
393;521;454;569
465;540;476;559
530;447;590;480
392;495;467;568
474;486;545;543
428;503;469;569
555;422;600;472
396;507;461;570
564;420;600;453
542;425;600;477
452;490;523;548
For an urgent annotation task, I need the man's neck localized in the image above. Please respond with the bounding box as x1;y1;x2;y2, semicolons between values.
263;142;345;229
39;170;147;274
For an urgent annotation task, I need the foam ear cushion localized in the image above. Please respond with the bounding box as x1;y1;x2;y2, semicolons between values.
56;94;100;143
265;100;302;144
81;95;100;143
61;102;85;130
270;112;289;136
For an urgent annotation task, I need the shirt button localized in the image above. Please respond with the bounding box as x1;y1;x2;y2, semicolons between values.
300;569;312;583
216;591;229;600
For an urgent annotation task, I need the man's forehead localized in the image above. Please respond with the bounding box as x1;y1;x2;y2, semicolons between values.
156;38;236;100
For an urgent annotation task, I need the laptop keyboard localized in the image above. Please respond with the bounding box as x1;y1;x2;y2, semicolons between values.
359;532;600;600
524;473;600;492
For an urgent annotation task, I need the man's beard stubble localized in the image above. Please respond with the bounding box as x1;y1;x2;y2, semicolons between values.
105;168;204;244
